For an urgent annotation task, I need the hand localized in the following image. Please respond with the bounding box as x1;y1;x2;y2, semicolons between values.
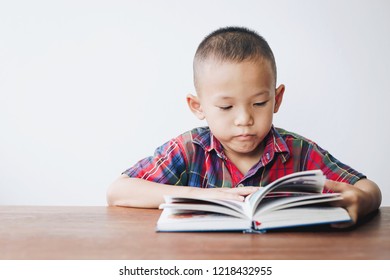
325;180;369;228
188;186;260;202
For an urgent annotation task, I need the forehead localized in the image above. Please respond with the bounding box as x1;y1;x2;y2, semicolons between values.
195;58;275;96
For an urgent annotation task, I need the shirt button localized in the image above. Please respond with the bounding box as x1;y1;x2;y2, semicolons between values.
237;184;244;188
266;153;270;160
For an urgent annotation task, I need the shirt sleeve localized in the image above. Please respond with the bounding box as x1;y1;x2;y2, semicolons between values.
122;137;188;186
304;142;366;185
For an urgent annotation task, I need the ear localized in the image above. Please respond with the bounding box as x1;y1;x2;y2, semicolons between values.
273;84;285;113
186;94;205;120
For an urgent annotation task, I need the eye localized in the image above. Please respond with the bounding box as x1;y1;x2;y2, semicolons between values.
254;101;267;107
218;105;233;111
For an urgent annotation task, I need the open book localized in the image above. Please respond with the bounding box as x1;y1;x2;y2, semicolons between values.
157;170;351;233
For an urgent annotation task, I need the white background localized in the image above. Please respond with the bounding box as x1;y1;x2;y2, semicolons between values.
1;0;389;206
0;260;388;280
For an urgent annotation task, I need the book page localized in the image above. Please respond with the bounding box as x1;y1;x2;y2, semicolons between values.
162;196;248;217
253;193;342;216
252;207;351;231
160;202;248;219
157;208;252;232
246;170;326;217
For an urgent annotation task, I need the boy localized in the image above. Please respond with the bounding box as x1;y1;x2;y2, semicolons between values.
107;27;381;227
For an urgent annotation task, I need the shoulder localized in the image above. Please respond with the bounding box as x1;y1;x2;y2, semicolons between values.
180;126;210;138
176;127;210;147
155;127;209;152
274;127;318;146
274;127;365;184
171;127;210;166
273;127;325;158
169;127;210;160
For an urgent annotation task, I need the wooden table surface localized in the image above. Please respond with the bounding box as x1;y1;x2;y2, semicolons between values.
0;206;389;260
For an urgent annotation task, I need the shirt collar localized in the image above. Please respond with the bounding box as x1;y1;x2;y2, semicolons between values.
192;126;290;163
263;126;290;164
192;127;226;159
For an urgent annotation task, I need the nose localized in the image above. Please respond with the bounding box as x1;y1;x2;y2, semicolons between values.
234;107;254;126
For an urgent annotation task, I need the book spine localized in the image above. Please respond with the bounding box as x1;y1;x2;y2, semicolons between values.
242;222;267;234
243;228;267;234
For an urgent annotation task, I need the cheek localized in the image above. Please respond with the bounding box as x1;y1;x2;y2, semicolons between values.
205;108;226;121
254;108;274;126
208;113;228;127
205;112;230;132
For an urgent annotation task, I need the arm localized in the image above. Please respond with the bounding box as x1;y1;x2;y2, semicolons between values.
325;178;382;228
107;174;259;208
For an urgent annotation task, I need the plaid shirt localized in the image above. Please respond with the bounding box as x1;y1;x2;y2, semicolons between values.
123;126;365;189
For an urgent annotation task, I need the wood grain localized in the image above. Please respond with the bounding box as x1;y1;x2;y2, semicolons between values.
0;206;388;259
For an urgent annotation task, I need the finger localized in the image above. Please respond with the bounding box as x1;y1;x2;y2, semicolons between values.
230;187;259;195
219;192;245;202
324;180;345;193
230;187;260;196
211;188;256;202
330;221;355;229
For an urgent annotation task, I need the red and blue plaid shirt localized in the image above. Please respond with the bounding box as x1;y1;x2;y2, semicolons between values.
123;126;365;189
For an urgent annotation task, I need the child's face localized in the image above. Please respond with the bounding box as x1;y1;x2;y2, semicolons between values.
188;58;284;159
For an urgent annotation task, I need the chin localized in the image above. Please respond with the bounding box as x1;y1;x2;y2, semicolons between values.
237;143;263;154
236;146;258;154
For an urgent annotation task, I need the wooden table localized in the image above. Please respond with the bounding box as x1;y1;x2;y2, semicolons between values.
0;206;389;259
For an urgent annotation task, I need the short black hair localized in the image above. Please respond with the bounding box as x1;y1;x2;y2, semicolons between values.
194;26;277;89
